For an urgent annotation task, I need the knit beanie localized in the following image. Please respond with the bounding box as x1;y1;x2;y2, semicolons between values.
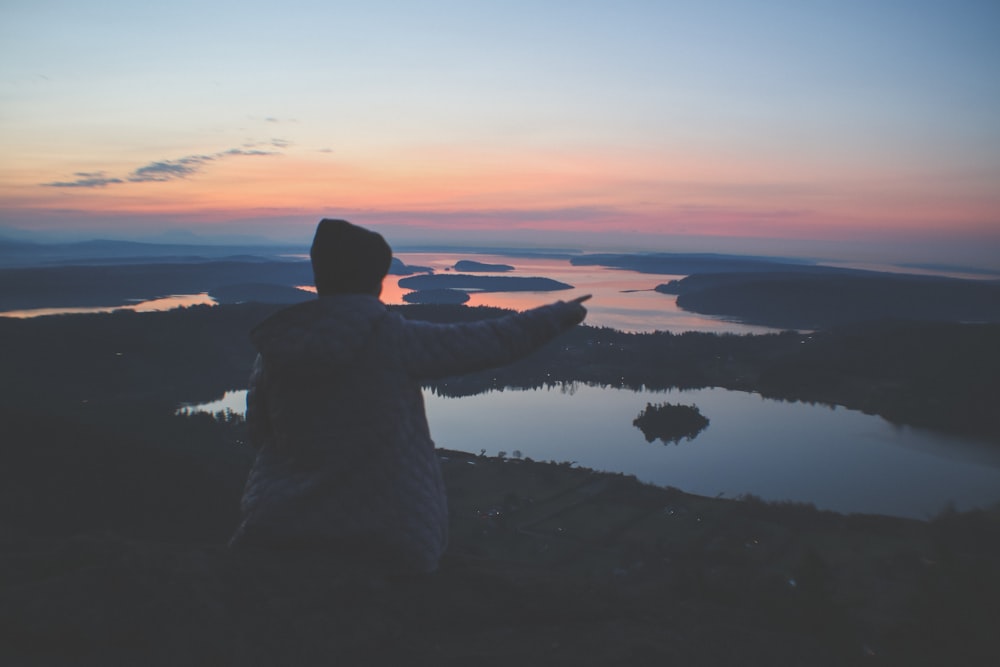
310;219;392;295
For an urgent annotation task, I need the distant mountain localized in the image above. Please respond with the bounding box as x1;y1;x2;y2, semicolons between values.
0;238;305;268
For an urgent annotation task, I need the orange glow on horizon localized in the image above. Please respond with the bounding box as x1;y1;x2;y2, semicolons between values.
4;147;997;249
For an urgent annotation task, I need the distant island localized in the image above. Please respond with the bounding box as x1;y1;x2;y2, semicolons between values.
402;289;470;305
656;271;1000;330
453;260;515;272
398;274;572;292
570;251;1000;330
632;402;710;444
390;257;432;275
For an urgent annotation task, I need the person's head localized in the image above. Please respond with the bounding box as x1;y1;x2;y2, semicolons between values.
310;219;392;296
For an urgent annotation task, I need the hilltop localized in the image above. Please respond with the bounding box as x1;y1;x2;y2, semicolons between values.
2;417;998;666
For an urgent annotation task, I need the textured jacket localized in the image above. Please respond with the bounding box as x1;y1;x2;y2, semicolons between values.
229;294;585;572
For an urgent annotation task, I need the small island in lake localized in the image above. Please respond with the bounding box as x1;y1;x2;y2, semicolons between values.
633;402;710;444
453;260;515;272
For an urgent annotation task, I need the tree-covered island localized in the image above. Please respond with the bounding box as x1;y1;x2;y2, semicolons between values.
632;402;710;444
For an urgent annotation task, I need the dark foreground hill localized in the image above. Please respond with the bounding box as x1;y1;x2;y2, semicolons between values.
2;418;998;666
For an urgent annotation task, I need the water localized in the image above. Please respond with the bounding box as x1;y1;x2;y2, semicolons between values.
178;385;1000;520
5;251;992;329
385;253;782;334
0;293;217;319
1;253;781;333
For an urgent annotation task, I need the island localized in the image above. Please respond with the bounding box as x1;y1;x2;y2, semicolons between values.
398;273;572;292
402;288;470;305
655;271;1000;330
632;402;710;444
453;259;515;272
389;256;432;275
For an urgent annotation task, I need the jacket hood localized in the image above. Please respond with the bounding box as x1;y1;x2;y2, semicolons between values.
249;294;388;372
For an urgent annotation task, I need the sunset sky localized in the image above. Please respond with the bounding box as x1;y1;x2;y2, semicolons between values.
2;1;998;267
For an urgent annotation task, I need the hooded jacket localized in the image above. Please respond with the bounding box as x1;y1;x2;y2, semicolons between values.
229;294;586;573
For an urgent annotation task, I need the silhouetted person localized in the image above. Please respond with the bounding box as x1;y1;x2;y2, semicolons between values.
230;219;588;573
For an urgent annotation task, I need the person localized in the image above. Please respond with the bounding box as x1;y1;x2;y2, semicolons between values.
229;219;589;574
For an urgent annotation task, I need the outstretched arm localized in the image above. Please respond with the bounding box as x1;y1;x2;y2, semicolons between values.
399;296;589;380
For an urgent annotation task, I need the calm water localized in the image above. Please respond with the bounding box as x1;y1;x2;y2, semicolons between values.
1;253;780;334
179;385;1000;520
1;293;216;319
386;253;782;334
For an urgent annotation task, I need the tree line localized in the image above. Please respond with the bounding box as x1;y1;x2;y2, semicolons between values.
1;303;997;441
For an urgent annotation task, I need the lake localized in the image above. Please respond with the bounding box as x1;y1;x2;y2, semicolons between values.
179;384;1000;520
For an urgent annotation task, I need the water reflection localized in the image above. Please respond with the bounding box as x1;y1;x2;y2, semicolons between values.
1;293;217;319
178;385;1000;519
389;253;782;334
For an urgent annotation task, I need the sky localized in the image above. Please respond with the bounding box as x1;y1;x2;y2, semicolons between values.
1;0;999;267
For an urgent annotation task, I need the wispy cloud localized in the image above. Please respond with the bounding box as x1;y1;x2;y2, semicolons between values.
42;144;284;188
128;155;215;182
42;171;124;188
